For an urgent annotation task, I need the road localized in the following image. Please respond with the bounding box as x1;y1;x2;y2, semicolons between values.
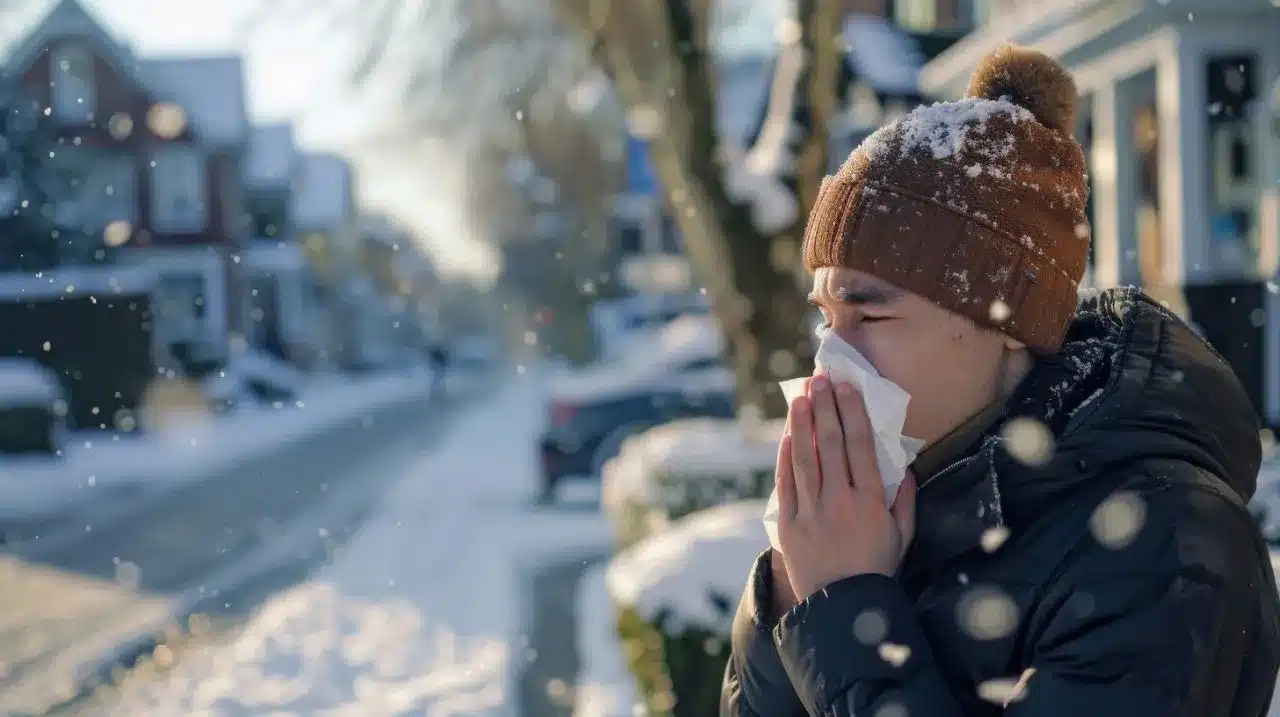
0;388;468;717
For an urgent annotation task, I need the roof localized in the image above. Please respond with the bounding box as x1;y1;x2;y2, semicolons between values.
0;0;136;81
244;124;298;190
137;56;249;147
2;0;249;148
291;153;355;230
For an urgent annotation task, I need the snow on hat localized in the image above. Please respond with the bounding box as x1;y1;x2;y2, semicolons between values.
802;45;1090;352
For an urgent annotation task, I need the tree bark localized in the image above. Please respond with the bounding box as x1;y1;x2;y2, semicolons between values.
607;0;840;418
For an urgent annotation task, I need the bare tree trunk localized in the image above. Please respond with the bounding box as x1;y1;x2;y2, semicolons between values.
547;0;845;417
650;0;840;418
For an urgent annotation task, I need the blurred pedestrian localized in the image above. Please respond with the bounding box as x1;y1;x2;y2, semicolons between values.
427;342;449;399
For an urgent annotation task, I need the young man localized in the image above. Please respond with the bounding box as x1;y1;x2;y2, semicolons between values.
721;46;1280;716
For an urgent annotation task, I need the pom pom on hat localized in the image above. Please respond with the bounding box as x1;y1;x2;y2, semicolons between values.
965;45;1078;134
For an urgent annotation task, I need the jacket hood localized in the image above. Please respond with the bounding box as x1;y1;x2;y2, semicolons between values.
997;288;1262;510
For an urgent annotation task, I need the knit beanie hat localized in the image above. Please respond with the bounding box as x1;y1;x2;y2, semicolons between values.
802;45;1090;352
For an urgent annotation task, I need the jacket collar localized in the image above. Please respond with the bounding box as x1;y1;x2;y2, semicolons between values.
905;439;1005;581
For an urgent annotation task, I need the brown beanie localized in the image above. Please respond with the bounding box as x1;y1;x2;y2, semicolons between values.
802;45;1090;352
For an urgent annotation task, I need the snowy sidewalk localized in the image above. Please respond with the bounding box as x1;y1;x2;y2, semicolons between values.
88;374;612;716
0;371;435;520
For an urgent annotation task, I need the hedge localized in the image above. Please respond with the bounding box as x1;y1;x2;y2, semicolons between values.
601;418;781;549
606;501;769;717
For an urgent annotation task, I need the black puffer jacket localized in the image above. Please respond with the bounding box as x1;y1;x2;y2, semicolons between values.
721;289;1280;716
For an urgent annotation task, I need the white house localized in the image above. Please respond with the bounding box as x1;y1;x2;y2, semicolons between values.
921;0;1280;423
240;123;331;368
291;152;360;368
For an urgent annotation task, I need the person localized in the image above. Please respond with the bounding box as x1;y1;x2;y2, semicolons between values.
721;45;1280;716
427;341;449;398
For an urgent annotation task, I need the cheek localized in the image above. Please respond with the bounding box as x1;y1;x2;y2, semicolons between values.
856;324;932;397
865;322;995;441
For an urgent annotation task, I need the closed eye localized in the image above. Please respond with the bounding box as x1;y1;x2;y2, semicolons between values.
815;315;891;337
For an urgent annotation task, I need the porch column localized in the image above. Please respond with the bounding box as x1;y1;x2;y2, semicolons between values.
1262;65;1280;422
1157;30;1210;286
1090;78;1141;288
1256;53;1280;278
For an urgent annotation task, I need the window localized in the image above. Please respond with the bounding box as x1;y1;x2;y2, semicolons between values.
893;0;938;32
150;146;207;231
679;357;722;372
965;0;995;27
660;214;682;253
82;156;135;228
1206;55;1259;276
51;44;95;122
156;275;207;341
615;217;643;254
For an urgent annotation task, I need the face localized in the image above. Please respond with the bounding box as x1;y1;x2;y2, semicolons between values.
809;267;1021;445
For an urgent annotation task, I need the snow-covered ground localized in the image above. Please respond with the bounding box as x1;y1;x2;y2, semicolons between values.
0;370;444;520
89;373;613;716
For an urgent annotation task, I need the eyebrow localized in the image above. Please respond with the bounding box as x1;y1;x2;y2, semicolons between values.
807;284;903;307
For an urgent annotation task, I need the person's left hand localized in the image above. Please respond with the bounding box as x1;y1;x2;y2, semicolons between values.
775;374;917;601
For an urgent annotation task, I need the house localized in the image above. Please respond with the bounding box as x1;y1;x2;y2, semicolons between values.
240;123;330;369
920;0;1280;423
0;0;251;378
360;212;442;359
291;151;359;368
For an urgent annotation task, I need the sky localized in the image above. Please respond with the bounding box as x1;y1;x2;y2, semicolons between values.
5;0;497;279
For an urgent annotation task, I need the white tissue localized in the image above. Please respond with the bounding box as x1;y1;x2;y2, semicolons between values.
764;331;926;552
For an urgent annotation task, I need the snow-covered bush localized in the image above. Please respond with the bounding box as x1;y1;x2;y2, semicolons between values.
606;501;769;717
601;418;781;548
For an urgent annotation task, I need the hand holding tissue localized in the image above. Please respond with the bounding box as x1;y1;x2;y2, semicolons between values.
763;331;926;553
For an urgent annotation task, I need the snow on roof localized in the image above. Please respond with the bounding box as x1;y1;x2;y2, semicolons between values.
0;0;135;80
0;265;157;301
291;153;354;230
244;124;297;189
242;240;307;274
842;15;926;95
0;359;63;406
606;500;769;633
137;56;249;146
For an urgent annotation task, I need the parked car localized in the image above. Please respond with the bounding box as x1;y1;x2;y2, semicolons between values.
538;315;735;502
0;359;67;455
202;350;305;413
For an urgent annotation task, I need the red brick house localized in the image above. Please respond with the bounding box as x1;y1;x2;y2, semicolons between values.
1;0;251;374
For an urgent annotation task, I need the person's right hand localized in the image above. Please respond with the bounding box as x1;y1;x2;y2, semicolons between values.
769;548;799;624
